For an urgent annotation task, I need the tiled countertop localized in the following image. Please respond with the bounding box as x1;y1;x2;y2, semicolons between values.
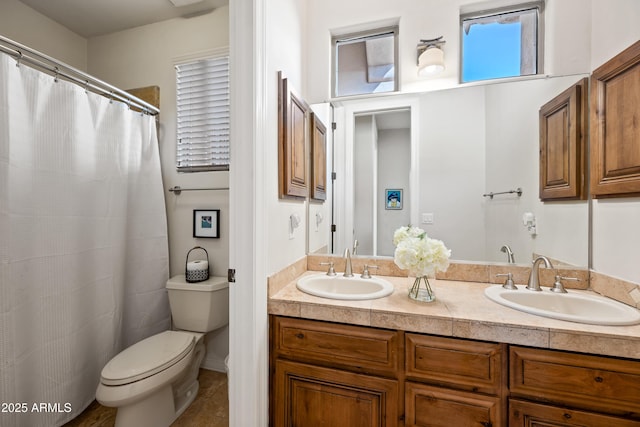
268;271;640;360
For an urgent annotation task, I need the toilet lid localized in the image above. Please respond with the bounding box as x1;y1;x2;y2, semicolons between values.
101;331;195;386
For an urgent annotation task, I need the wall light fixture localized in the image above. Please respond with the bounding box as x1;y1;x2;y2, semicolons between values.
417;36;446;76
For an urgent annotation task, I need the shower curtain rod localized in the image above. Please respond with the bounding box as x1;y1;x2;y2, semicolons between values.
0;35;160;116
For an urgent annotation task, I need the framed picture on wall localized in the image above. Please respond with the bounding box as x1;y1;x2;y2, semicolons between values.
193;209;220;238
385;189;403;210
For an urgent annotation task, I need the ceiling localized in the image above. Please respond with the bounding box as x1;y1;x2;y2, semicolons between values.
19;0;229;38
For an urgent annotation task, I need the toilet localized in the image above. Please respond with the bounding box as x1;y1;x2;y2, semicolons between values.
96;275;229;427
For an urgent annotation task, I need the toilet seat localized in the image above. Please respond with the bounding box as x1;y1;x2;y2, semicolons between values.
101;331;196;386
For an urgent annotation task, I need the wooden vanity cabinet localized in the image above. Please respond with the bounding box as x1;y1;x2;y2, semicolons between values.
270;316;640;427
270;316;507;427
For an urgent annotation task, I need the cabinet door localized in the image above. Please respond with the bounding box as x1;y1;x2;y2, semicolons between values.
274;360;399;427
539;78;587;200
590;40;640;197
406;382;501;427
278;73;309;199
510;399;640;427
310;112;327;201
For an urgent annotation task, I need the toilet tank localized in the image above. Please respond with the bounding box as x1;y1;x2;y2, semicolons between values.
166;275;229;332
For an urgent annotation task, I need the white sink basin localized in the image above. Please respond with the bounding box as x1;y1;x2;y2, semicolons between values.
485;285;640;326
297;274;394;300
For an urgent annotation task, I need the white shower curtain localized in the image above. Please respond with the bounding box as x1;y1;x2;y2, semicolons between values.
0;52;170;426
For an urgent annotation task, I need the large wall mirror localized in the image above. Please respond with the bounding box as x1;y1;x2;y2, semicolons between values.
311;73;590;270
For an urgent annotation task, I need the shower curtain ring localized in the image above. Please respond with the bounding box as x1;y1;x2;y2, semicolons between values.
84;80;89;94
53;67;59;83
15;51;22;67
109;92;114;104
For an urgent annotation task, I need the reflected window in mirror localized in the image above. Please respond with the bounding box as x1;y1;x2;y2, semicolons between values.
461;2;544;83
332;26;398;98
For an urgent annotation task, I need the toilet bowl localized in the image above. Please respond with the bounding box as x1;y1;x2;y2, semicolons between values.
96;275;229;427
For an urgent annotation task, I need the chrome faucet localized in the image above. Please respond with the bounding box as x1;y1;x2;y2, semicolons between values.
500;245;515;264
526;256;554;291
343;248;354;277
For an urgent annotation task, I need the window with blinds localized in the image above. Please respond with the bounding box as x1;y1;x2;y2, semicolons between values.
175;55;230;171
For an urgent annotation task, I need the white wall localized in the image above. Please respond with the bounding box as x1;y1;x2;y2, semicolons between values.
305;0;591;104
484;75;589;266
0;0;87;69
419;86;486;261
304;0;640;280
590;0;640;283
377;128;411;256
354;116;376;254
86;7;231;371
265;0;309;274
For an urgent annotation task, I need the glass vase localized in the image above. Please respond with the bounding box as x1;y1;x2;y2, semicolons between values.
408;276;435;302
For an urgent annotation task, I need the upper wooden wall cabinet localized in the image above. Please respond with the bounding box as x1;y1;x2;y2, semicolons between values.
539;78;588;200
590;40;640;198
309;112;327;202
277;72;328;202
278;72;309;199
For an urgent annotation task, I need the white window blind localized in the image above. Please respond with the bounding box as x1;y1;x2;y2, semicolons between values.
176;55;230;171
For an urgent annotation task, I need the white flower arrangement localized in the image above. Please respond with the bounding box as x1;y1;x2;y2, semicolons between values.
393;225;451;278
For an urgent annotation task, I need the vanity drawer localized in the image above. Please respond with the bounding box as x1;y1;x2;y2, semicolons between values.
406;333;505;395
510;346;640;418
509;399;640;427
272;316;400;376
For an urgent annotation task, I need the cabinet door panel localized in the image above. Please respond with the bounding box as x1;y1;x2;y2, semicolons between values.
406;382;501;427
275;360;399;427
310;112;327;201
510;399;640;427
278;73;309;199
539;78;587;200
591;40;640;197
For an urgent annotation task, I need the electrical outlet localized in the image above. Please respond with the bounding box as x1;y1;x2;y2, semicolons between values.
421;213;434;224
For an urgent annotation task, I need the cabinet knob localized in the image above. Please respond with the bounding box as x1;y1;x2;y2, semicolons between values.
594;376;604;383
295;333;305;339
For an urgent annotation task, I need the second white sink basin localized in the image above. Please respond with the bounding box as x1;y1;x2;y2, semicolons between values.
297;274;394;300
484;285;640;326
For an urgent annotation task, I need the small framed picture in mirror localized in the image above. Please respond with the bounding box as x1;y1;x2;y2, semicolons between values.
385;189;403;210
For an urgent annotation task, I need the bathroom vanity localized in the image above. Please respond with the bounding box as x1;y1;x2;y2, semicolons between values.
268;271;640;427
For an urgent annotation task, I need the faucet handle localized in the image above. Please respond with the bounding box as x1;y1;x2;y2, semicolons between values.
550;275;579;293
319;261;336;276
496;273;517;290
361;264;378;279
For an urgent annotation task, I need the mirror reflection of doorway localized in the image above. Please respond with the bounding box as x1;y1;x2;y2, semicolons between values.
353;109;411;256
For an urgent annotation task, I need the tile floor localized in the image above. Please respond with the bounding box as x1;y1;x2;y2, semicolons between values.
63;369;229;427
